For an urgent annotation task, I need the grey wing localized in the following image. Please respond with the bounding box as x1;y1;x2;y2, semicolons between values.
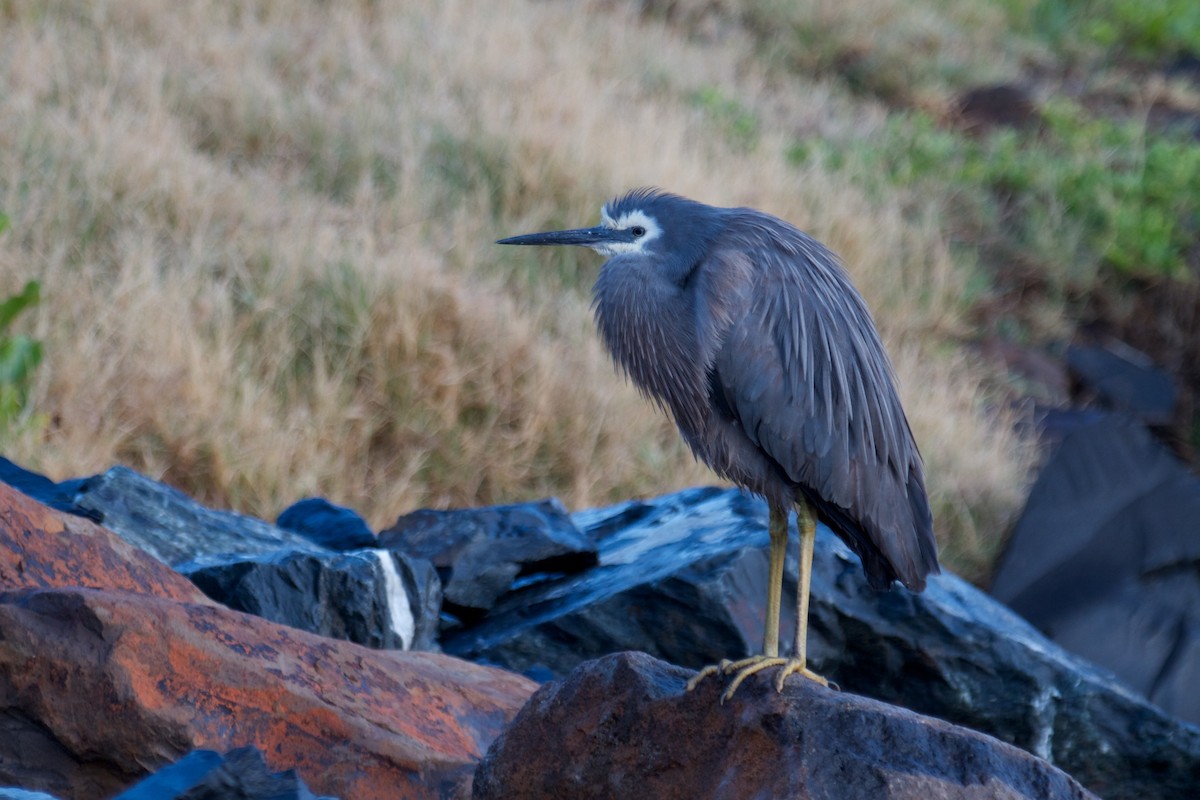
711;242;938;591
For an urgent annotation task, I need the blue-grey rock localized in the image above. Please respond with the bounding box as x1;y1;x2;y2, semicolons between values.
447;486;1200;800
112;746;335;800
180;547;441;651
71;466;325;566
1066;342;1176;425
991;414;1200;726
0;789;64;800
0;457;94;521
276;497;376;550
379;498;597;618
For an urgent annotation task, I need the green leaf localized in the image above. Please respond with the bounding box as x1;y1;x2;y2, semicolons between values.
0;336;42;385
0;281;40;332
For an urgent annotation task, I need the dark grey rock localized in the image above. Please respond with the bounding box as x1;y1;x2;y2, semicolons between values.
276;497;376;550
444;487;779;676
1066;341;1177;425
72;466;324;566
449;486;1200;800
474;652;1097;800
379;498;597;618
180;547;441;651
0;457;94;521
991;414;1200;726
112;746;334;800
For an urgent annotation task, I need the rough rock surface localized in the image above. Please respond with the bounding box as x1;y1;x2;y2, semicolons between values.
181;547;442;651
113;746;332;800
0;482;208;602
474;652;1097;800
450;486;1200;800
0;587;536;800
992;414;1200;726
444;488;783;675
71;466;324;566
380;498;597;619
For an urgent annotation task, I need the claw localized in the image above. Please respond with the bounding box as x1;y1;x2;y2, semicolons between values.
687;656;836;703
684;659;733;692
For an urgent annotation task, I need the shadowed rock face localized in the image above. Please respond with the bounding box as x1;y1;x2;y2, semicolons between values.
112;746;330;800
180;547;443;652
473;652;1097;800
380;498;598;620
992;415;1200;727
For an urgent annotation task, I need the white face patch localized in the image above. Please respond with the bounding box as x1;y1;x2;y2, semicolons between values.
594;207;662;257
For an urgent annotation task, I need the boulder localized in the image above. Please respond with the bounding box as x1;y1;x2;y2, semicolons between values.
181;547;441;651
449;486;1200;800
0;457;92;520
1066;341;1176;426
991;414;1200;725
379;498;597;620
71;466;324;566
473;652;1096;800
0;587;536;800
113;746;332;800
0;481;207;602
443;487;781;676
276;498;377;551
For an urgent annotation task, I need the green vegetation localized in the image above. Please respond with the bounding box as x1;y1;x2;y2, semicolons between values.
1022;0;1200;60
791;102;1200;283
0;270;43;436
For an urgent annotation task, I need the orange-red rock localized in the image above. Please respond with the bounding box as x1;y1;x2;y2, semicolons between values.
0;481;206;602
0;586;537;800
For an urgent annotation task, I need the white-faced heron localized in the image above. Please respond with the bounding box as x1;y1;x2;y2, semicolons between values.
498;188;939;700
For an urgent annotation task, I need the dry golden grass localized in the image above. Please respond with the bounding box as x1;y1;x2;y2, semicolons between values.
0;0;1032;579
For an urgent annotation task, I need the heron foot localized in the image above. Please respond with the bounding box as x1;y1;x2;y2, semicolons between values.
687;656;836;703
684;659;734;693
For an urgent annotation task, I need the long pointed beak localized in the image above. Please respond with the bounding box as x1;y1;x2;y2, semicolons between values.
496;226;627;247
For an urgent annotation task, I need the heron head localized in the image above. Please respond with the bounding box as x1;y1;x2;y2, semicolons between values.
496;188;722;265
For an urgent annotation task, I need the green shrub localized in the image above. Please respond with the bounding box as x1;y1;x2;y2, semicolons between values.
0;274;43;433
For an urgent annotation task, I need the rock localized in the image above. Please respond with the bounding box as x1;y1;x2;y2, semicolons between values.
0;481;209;602
443;487;785;676
1066;341;1177;426
71;466;324;566
0;457;93;520
180;548;441;651
0;587;536;800
379;498;597;619
473;652;1097;800
450;486;1200;800
991;414;1200;726
957;83;1039;133
113;746;333;800
276;498;376;551
0;790;64;800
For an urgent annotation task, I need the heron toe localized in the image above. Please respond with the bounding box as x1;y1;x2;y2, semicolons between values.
687;656;835;703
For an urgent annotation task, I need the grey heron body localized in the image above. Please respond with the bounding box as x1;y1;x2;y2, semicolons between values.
499;188;938;699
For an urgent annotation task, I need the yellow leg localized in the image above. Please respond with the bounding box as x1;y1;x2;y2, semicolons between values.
769;500;832;691
685;501;833;701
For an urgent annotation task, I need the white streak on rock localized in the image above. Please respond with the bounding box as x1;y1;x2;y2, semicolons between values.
375;550;414;650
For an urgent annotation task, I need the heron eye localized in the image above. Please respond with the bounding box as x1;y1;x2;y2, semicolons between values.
630;226;647;237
